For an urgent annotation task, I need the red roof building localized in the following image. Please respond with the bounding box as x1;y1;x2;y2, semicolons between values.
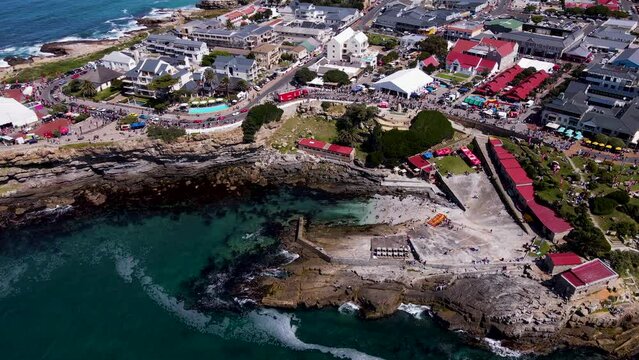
500;158;522;169
476;65;523;95
408;154;433;172
298;138;355;161
556;259;618;298
545;252;582;275
421;55;440;69
446;52;498;77
488;137;503;147
503;71;550;101
492;146;515;160
503;166;533;186
527;200;573;233
516;184;535;203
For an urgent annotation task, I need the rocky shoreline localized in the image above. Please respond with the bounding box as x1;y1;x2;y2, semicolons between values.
2;137;639;358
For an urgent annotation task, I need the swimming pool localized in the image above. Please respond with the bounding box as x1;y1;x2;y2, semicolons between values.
188;104;230;114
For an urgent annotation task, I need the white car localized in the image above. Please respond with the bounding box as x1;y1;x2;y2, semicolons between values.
232;112;240;116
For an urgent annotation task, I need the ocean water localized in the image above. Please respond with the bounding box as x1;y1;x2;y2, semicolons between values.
0;0;194;59
0;189;604;359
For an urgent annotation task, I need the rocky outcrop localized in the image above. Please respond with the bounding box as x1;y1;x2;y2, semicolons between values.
0;137;394;229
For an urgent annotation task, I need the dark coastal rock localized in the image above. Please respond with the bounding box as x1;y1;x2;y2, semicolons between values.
136;18;165;28
4;56;33;66
40;43;69;56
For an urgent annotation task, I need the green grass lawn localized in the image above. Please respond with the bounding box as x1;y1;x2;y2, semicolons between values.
434;155;474;175
268;115;338;153
436;72;471;84
93;87;118;102
7;34;146;82
593;209;635;232
529;238;553;257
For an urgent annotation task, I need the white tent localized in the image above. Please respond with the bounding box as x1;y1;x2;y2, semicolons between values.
517;58;555;73
0;97;38;127
372;68;433;98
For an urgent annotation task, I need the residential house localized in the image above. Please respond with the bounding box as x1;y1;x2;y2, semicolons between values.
190;23;275;50
327;27;377;68
211;55;258;81
145;34;209;63
273;20;333;43
79;66;123;92
280;44;309;61
217;5;259;26
252;43;280;69
123;58;191;98
100;51;137;72
293;2;361;30
400;34;426;50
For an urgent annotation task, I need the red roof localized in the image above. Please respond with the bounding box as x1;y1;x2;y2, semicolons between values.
33;119;72;138
446;52;497;72
489;138;503;147
504;71;550;101
562;259;617;288
493;146;515;160
422;55;440;68
328;143;354;156
408;154;432;170
3;89;27;103
479;38;517;57
548;252;582;266
527;200;573;234
500;158;522;169
516;184;535;203
298;138;327;150
503;165;533;186
477;65;523;95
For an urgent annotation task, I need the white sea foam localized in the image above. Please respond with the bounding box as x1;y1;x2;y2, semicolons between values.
397;303;430;320
0;59;9;68
338;301;360;315
484;338;523;358
0;262;28;298
249;309;385;360
279;249;300;265
114;252;138;283
0;43;53;58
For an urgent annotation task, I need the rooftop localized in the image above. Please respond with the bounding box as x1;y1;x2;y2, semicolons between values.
561;258;618;288
547;252;582;266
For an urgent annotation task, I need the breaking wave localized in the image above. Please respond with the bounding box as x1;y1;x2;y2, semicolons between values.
338;302;361;315
484;338;523;358
397;303;430;320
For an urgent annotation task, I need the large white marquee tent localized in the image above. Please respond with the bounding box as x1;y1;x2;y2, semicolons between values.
0;97;38;128
372;68;434;98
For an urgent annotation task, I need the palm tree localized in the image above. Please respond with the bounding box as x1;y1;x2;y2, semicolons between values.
220;76;230;99
203;68;216;96
336;127;360;147
79;80;97;98
236;79;249;92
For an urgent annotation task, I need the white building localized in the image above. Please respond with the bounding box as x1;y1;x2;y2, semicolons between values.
123;58;192;98
0;98;39;128
327;27;377;68
145;34;209;63
100;51;137;72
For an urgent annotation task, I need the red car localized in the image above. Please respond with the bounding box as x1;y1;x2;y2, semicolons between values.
217;116;225;121
240;108;249;113
193;119;203;124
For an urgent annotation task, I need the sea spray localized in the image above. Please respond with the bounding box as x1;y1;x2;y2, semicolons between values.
484;338;523;358
338;302;361;315
397;303;431;320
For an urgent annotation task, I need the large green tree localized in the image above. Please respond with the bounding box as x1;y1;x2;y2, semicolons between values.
323;69;350;86
416;35;448;59
241;103;284;143
294;67;317;85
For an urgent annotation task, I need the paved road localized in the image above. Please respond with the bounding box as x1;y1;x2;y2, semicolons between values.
352;0;390;31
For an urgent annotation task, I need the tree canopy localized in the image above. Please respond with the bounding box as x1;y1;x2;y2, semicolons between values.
201;50;232;66
241;103;284;143
416;36;448;59
366;110;453;166
294;67;317;85
323;69;350;86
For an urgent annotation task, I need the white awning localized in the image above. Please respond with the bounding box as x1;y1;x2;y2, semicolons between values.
545;122;560;130
632;130;639;145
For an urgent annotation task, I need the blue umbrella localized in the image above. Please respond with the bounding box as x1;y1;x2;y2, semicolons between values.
557;127;566;133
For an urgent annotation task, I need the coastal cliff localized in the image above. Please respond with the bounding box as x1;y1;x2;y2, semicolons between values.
0;135;393;229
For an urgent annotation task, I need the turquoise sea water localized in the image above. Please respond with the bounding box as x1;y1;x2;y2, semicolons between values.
188;104;231;114
0;0;194;60
0;189;605;359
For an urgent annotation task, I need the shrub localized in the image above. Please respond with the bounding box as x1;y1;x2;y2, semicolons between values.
591;197;618;215
147;126;186;143
605;190;630;205
241;103;283;143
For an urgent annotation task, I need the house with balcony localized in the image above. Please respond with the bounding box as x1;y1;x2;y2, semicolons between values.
326;27;377;68
190;24;275;50
293;2;361;30
211;55;258;82
122;58;191;98
145;34;209;63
